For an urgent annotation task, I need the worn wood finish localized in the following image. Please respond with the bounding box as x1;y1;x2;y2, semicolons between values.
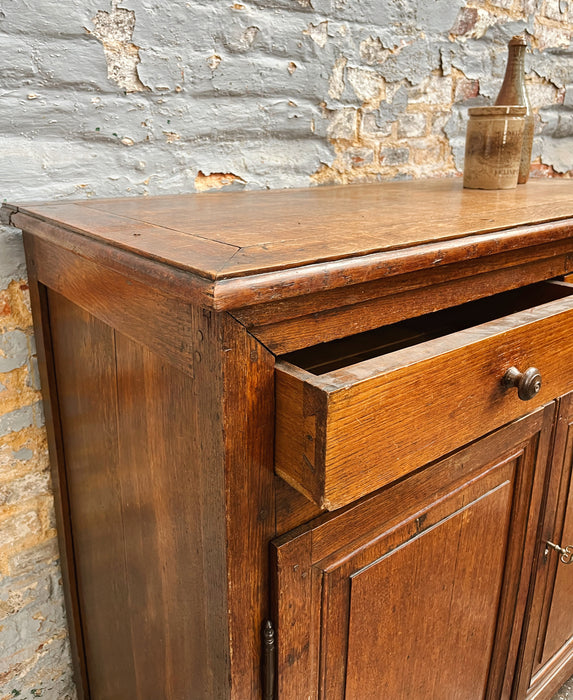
275;477;323;538
276;283;573;509
14;179;573;272
271;527;322;700
343;477;511;700
242;248;572;353
272;406;553;699
488;405;557;700
514;393;573;699
114;332;229;698
8;180;573;313
219;313;276;697
46;291;231;698
233;239;573;330
20;217;215;308
539;412;573;667
26;234;198;377
23;262;89;698
47;292;138;697
16;181;573;700
15;203;239;279
25;230;277;698
214;224;573;311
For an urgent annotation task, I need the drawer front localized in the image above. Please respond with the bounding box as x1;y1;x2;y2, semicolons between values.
275;282;573;510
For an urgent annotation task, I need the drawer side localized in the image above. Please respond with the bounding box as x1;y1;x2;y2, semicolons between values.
275;364;329;506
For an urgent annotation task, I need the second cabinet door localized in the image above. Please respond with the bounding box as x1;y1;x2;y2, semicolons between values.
272;404;556;700
514;392;573;699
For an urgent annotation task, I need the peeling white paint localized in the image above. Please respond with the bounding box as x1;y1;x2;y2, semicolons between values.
328;55;347;100
346;66;386;106
89;1;147;93
304;20;328;48
207;54;222;71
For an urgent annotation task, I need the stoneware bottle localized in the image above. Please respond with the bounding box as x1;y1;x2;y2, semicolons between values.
495;34;534;184
463;106;526;190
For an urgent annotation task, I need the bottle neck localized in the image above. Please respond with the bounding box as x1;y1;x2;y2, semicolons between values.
504;45;525;84
496;44;529;107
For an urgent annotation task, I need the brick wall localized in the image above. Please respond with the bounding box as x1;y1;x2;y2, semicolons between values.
0;230;75;698
0;1;571;697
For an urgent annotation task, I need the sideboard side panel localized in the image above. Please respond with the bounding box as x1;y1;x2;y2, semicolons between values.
24;233;233;699
47;292;136;698
25;260;90;698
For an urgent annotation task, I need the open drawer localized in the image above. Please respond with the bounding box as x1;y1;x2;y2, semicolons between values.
275;280;573;510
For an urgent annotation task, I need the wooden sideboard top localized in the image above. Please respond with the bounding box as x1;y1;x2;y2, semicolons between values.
5;178;573;310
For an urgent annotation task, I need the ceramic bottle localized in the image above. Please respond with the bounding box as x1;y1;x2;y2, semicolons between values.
463;106;526;190
494;35;534;184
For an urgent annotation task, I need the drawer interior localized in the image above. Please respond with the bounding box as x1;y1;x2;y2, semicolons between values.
281;280;573;376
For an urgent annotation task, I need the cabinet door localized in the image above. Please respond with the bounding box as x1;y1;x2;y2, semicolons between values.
272;404;555;700
515;393;573;699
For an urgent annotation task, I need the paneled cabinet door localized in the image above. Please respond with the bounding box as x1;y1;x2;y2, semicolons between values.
515;393;573;699
272;404;555;700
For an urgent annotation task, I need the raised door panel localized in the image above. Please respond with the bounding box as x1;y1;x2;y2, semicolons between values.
273;405;555;700
516;393;573;699
321;458;516;700
539;419;573;668
344;477;511;699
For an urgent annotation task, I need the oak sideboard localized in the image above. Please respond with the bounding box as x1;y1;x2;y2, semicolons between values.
5;178;573;699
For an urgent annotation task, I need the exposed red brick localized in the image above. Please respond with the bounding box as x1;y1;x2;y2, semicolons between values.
455;78;480;101
450;7;479;37
0;299;12;316
529;162;572;178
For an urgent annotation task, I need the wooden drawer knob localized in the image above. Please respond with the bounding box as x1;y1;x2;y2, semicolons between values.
503;366;542;401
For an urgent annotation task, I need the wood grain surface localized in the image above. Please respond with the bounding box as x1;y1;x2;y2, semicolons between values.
47;293;140;698
515;393;573;700
218;313;276;698
343;475;512;700
24;214;279;698
26;234;199;376
16;178;573;700
8;180;573;312
24;269;89;698
243;246;572;353
272;405;554;699
539;407;573;667
536;410;573;670
45;292;231;699
276;283;573;509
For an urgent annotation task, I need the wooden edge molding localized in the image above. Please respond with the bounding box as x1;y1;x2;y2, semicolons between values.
212;219;573;307
7;207;573;315
12;211;218;308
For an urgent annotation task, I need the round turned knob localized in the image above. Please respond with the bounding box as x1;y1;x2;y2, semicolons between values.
503;366;542;401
